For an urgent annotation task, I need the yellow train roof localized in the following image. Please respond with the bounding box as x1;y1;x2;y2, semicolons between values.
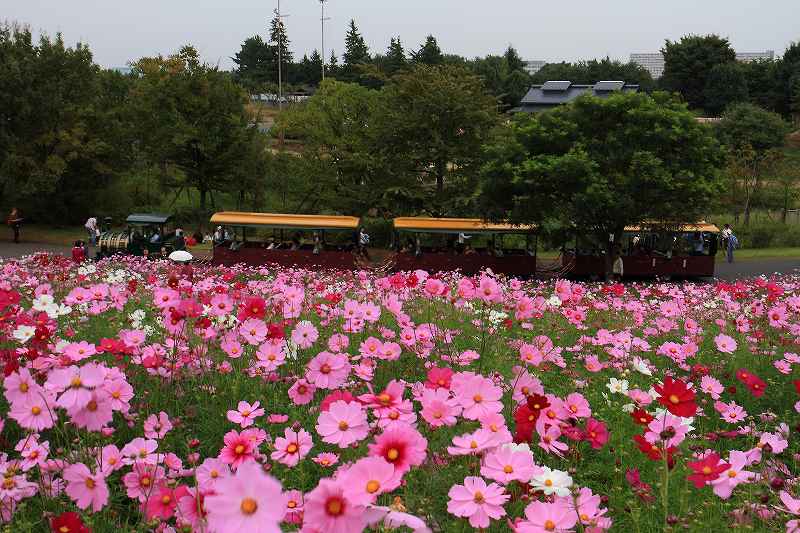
210;212;360;230
393;217;536;234
624;221;720;233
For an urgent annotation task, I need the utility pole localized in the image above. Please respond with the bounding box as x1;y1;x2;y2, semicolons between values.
275;0;289;111
320;0;330;81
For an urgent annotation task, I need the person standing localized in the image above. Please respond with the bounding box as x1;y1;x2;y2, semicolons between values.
173;229;186;251
6;208;22;243
726;231;739;263
721;223;732;250
84;216;98;246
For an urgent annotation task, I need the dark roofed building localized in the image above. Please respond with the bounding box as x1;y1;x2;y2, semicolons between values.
513;81;639;113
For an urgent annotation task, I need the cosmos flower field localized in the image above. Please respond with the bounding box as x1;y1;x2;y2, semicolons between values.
2;253;800;532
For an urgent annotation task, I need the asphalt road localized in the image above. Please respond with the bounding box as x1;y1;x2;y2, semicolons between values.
0;241;796;280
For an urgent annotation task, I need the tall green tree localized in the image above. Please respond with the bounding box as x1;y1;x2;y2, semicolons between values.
232;35;276;91
468;52;532;111
481;92;725;272
130;46;261;211
503;46;525;73
704;62;750;116
384;37;407;75
661;34;737;110
269;12;292;84
342;20;370;82
716;103;792;224
531;58;654;90
0;24;125;222
411;35;444;66
376;64;501;215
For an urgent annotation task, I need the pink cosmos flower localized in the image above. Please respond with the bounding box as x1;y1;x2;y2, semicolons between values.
292;321;319;349
121;437;159;465
340;456;398;505
448;429;496;456
645;412;690;448
316;400;369;448
515;499;578;533
63;341;97;362
420;388;461;428
144;483;189;521
204;461;287;533
313;452;339;468
306;351;350;389
63;463;109;512
219;430;257;469
271;427;313;467
288;379;316;405
584;418;610;449
327;333;350;352
538;425;569;457
221;337;244;358
196;457;231;490
480;446;539;484
563;393;591;418
143;411;173;439
711;450;755;499
714;334;737;354
99;444;123;474
102;378;134;412
177;487;209;530
447;476;509;529
256;341;287;372
4;367;43;405
227;401;265;428
284;489;304;524
700;375;724;400
368;424;428;484
67;389;114;431
454;375;503;421
240;318;268;345
9;394;56;431
48;363;105;410
304;478;366;533
123;462;166;502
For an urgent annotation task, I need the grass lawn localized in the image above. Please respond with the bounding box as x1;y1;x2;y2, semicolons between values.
718;247;800;261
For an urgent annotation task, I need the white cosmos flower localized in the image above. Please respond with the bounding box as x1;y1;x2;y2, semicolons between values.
12;325;35;344
502;442;533;456
632;357;652;376
622;403;636;413
32;294;55;311
530;466;572;497
546;295;562;307
606;378;629;395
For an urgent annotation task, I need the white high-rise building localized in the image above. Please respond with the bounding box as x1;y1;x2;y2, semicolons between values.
523;60;547;76
630;50;775;79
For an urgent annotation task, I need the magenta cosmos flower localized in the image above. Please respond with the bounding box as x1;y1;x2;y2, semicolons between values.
303;478;366;533
204;462;287;533
219;430;257;469
515;499;578;533
340;456;398;505
368;424;428;484
316;400;369;448
271;427;313;467
447;476;509;529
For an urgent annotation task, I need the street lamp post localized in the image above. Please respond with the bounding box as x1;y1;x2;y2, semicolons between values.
320;0;330;81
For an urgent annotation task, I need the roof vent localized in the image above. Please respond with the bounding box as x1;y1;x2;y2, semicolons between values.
541;80;572;91
593;80;625;92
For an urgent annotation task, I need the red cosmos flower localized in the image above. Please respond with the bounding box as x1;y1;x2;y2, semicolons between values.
526;393;550;413
633;435;678;468
239;296;267;320
51;511;91;533
267;322;285;340
513;405;538;443
425;366;454;389
793;380;800;395
691;364;709;377
584;418;609;450
686;453;730;488
630;409;655;426
406;273;419;288
736;369;767;398
320;390;356;412
654;376;697;418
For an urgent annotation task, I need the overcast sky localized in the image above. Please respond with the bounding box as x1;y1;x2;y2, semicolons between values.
5;0;799;69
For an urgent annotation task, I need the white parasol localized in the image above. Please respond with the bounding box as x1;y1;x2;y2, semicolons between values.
168;250;193;263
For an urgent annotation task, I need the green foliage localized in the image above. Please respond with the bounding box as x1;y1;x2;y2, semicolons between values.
231;35;276;92
480;92;725;259
342;19;370;82
704;62;750;116
411;35;444;66
661;34;737;111
467;47;533;111
383;37;407;76
0;24;129;223
717;103;791;152
129;46;264;212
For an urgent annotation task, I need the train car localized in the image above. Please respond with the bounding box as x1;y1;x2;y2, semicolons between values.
563;222;720;278
210;211;361;268
97;213;179;259
392;217;538;277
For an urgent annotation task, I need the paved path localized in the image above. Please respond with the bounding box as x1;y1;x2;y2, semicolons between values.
0;241;796;280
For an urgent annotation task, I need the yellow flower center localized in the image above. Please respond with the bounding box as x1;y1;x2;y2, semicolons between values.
470;440;478;449
503;465;513;474
31;406;41;415
87;400;98;412
473;394;483;403
378;393;392;405
20;382;29;393
473;491;484;503
366;480;381;493
287;500;297;509
338;421;349;431
326;498;343;516
702;466;712;475
387;448;399;461
544;520;556;531
234;444;246;455
669;394;680;404
85;478;96;489
161;494;172;505
70;377;82;388
544;479;553;487
240;497;258;515
286;444;298;454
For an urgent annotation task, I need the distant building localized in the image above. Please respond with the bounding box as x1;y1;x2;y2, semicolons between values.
513;81;640;113
523;60;547;76
630;50;775;79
